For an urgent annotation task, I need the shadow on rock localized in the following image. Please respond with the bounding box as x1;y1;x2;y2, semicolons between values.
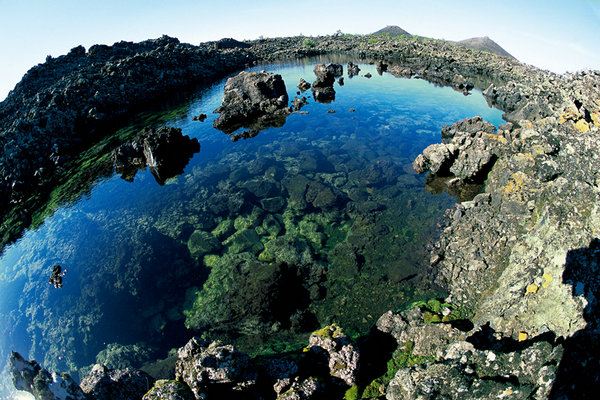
550;239;600;398
113;126;200;185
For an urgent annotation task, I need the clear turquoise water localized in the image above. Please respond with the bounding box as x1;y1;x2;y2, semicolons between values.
0;60;503;397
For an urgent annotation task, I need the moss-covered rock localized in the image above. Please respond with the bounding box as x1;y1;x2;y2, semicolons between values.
187;230;220;258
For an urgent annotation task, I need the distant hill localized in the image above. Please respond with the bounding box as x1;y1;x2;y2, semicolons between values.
456;36;515;59
370;27;515;60
372;25;411;37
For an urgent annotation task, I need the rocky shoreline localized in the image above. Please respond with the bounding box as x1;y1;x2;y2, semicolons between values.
3;34;600;399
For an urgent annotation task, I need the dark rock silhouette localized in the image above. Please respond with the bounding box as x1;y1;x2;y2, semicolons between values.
48;265;67;288
113;126;200;185
311;63;342;103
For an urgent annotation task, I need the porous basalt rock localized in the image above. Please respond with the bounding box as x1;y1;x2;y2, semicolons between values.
413;116;507;193
306;324;359;386
9;351;87;400
175;337;258;399
79;364;154;400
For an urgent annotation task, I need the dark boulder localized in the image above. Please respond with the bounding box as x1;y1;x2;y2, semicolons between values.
292;96;308;111
312;64;342;103
297;78;311;92
347;62;360;77
213;70;290;134
441;116;496;142
191;113;207;121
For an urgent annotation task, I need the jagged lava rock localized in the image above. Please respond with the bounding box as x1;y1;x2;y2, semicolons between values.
80;364;154;400
307;324;359;386
9;351;87;400
213;70;289;134
175;337;258;399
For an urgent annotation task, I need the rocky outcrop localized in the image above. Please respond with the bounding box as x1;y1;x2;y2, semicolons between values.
174;337;258;399
413;116;506;193
306;324;360;386
377;306;561;400
213;70;290;134
347;62;360;77
113;126;200;185
79;364;154;400
311;63;342;102
9;351;87;400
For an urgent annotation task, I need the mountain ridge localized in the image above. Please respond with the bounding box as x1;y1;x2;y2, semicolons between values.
371;26;515;59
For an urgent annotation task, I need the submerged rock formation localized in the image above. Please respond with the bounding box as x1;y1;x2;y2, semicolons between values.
213;70;290;134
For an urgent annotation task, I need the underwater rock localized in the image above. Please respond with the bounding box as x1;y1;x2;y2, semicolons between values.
261;214;283;237
187;230;220;258
307;325;359;386
94;342;156;371
243;179;278;199
305;181;339;209
282;175;311;210
48;264;67;288
260;235;314;266
213;70;290;134
260;196;286;213
143;380;195;400
329;242;363;278
183;254;305;332
225;228;264;254
9;351;87;400
80;364;155;400
175;337;258;399
113;126;200;185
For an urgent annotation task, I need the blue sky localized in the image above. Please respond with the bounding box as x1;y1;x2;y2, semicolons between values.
0;0;599;101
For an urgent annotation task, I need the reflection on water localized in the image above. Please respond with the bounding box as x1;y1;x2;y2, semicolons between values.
0;60;504;397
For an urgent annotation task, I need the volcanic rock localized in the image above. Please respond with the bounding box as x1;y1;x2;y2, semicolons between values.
213;70;290;134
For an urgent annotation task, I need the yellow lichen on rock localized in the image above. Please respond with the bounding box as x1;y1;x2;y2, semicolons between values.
484;133;508;143
526;283;539;295
559;107;578;124
591;112;600;127
504;172;527;200
575;119;590;132
542;274;552;288
518;332;528;342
